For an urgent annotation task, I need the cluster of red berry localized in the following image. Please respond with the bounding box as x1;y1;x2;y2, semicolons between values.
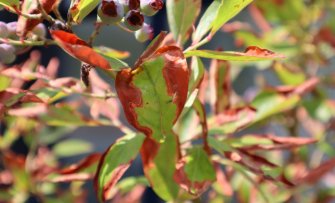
97;0;163;42
0;21;46;64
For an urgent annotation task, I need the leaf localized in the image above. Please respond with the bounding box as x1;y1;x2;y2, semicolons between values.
0;0;19;11
209;106;256;135
185;46;285;61
251;91;300;123
209;60;231;113
189;57;205;92
192;0;221;43
273;62;305;85
53;139;93;157
210;0;253;36
50;30;111;70
94;133;145;202
297;157;335;184
116;46;189;142
167;0;201;44
60;153;102;174
70;0;100;24
193;0;253;42
17;0;58;36
175;147;216;196
93;46;130;59
94;47;129;71
40;105;88;126
140;135;180;201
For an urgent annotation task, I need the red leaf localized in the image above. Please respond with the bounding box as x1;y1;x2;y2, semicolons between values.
297;158;335;184
243;46;282;58
50;30;111;70
17;0;59;36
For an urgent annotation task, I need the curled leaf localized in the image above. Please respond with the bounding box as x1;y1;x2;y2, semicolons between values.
50;30;111;70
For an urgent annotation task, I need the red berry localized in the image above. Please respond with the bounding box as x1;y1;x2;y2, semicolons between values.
97;0;124;24
124;10;144;31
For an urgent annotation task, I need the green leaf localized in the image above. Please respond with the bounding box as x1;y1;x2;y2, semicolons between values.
273;62;305;85
94;47;129;71
93;46;130;59
40;106;87;126
184;48;285;61
95;133;145;202
193;0;253;43
70;0;100;24
53;139;93;157
0;0;20;11
189;57;205;92
251;91;300;123
208;136;234;153
116;176;149;194
192;0;221;42
184;147;216;182
167;0;201;44
0;76;11;91
210;0;253;36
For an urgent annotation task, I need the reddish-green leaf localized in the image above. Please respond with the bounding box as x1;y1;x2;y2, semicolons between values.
185;46;285;61
94;133;145;202
140;135;180;201
175;147;216;196
116;46;189;142
50;30;111;70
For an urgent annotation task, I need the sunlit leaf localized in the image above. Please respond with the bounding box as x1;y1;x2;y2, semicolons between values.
93;46;130;59
94;133;145;202
193;0;253;42
70;0;100;24
53;139;93;157
175;147;216;196
167;0;201;44
189;57;205;92
50;30;111;70
185;46;285;61
0;0;20;12
94;47;129;71
116;46;189;142
141;136;179;201
251;91;300;123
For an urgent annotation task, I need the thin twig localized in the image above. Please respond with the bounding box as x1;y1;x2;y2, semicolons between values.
0;38;57;46
88;23;103;46
36;0;55;23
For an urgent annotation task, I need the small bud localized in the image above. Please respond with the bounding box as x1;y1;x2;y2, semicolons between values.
6;22;18;39
31;23;47;38
124;10;144;31
0;44;16;64
135;23;153;42
0;21;9;38
97;0;124;24
140;0;163;16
